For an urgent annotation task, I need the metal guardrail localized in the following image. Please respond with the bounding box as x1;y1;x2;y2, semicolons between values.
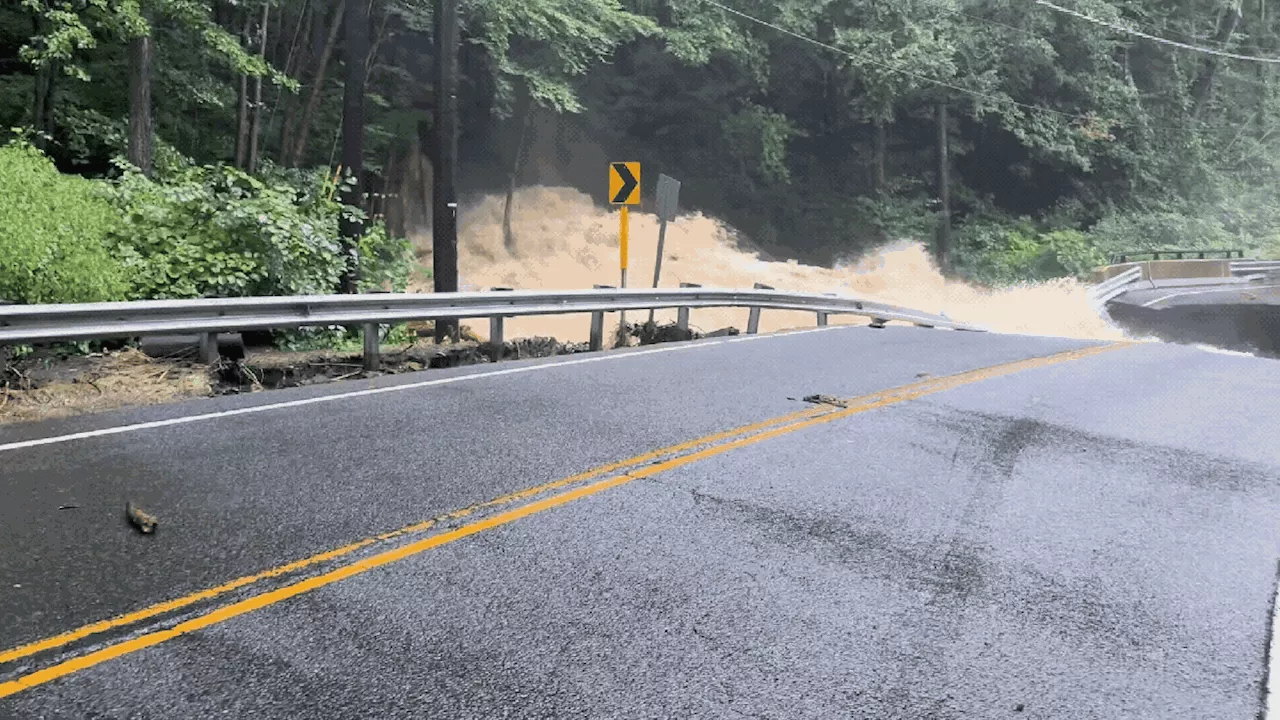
1230;260;1280;277
1088;259;1280;305
1088;266;1144;305
1110;249;1245;263
0;287;984;370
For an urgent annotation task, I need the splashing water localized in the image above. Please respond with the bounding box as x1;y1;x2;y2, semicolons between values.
410;186;1129;345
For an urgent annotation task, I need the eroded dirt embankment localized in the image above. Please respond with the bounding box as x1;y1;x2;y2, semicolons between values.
0;321;719;425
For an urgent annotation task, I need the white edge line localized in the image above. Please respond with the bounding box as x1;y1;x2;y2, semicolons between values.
1267;566;1280;719
0;325;851;454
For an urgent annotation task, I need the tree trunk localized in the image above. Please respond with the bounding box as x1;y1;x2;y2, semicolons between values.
366;1;390;80
32;66;51;147
268;1;309;165
248;1;270;173
338;0;368;294
1190;2;1243;125
433;0;460;341
872;117;887;195
235;13;251;168
410;125;433;235
384;142;405;239
934;101;951;273
290;0;345;167
30;16;54;149
503;91;534;254
128;33;155;177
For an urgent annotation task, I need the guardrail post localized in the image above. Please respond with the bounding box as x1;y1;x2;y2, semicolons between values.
590;285;613;351
489;287;512;360
817;292;834;327
677;282;700;336
197;332;218;364
362;323;380;371
747;283;773;335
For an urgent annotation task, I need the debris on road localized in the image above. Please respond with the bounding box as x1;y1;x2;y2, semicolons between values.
126;502;158;534
57;504;80;510
802;394;848;408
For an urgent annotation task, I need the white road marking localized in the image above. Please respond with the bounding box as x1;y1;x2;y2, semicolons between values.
0;325;852;454
1266;575;1280;719
1140;284;1280;308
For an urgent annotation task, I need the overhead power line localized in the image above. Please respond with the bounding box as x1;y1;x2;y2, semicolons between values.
1031;0;1280;64
699;0;1105;125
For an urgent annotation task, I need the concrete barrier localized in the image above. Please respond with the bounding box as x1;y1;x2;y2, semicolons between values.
1090;259;1232;284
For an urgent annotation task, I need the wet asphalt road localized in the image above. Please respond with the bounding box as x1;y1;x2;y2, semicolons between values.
1116;281;1280;309
3;325;1280;719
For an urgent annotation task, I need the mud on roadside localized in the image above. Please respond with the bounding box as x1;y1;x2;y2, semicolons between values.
0;322;725;425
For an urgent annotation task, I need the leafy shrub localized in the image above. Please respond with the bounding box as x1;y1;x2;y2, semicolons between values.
106;161;413;299
108;162;345;298
358;222;412;292
1086;210;1238;258
855;195;937;243
0;139;129;303
952;216;1106;286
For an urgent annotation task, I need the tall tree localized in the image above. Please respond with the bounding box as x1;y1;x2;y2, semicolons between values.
289;0;345;167
935;100;950;271
338;0;367;294
248;0;271;172
433;0;460;341
1190;1;1244;125
235;12;252;168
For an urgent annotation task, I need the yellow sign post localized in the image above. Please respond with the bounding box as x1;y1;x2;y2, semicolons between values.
609;162;640;340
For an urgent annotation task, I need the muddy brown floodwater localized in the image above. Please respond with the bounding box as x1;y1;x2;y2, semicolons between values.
4;185;1141;424
410;186;1129;346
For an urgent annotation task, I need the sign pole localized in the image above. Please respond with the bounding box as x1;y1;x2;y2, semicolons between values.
649;174;681;325
608;161;640;345
619;205;629;330
647;219;666;325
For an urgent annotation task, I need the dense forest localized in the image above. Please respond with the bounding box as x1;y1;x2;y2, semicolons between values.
3;0;1280;306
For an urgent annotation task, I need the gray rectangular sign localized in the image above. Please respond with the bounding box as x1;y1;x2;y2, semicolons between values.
656;174;681;223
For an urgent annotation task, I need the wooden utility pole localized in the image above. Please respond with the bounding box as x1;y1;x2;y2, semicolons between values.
433;0;460;341
935;101;951;273
338;0;368;294
128;32;154;176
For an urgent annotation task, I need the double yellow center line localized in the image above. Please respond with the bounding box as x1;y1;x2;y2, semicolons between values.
0;342;1130;700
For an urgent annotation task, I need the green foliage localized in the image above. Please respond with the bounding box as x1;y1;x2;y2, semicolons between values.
106;161;413;299
107;162;343;298
1086;210;1239;256
14;0;1280;294
952;216;1106;286
854;196;937;242
722;103;802;183
358;224;413;292
466;0;658;114
0;139;129;303
274;323;414;352
1044;229;1108;279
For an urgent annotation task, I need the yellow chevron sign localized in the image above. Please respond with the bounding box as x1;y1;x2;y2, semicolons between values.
609;162;640;205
